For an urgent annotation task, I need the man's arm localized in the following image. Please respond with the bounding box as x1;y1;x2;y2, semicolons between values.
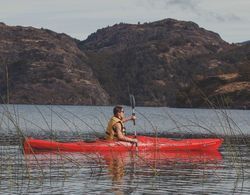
122;115;136;123
114;123;137;143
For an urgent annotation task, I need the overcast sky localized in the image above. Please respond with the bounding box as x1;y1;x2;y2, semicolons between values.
0;0;249;43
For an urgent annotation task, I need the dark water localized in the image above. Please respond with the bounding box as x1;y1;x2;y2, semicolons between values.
0;105;250;194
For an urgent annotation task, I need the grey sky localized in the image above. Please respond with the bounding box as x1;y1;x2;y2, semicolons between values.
0;0;249;43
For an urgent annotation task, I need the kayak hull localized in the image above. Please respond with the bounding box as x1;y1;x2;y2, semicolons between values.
23;136;223;154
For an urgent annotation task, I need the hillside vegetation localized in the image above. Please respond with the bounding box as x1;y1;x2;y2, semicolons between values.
0;19;249;108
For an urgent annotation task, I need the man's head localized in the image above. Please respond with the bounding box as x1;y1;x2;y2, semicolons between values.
113;105;125;118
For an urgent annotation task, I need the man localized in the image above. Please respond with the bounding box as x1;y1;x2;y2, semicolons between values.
105;105;138;143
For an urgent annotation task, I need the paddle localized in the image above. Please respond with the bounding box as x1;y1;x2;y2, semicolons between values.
129;94;136;126
129;94;138;150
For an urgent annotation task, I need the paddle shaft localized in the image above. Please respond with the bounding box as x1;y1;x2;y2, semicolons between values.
132;110;136;126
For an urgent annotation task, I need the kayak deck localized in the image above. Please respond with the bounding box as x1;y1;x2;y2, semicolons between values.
23;136;223;154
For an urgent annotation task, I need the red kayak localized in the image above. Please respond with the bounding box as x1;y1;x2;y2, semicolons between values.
23;136;223;154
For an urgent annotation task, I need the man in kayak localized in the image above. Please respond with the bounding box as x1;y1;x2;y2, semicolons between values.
106;105;138;144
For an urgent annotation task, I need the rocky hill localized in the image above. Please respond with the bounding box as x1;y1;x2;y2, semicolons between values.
0;19;249;108
0;23;109;105
79;19;249;108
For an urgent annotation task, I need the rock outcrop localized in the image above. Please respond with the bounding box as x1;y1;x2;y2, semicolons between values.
0;23;109;105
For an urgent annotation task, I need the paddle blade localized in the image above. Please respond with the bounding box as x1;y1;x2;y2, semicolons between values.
129;94;136;109
129;94;136;126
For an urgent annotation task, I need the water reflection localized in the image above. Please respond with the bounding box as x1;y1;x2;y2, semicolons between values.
23;150;223;194
100;150;223;194
103;152;126;194
5;144;245;194
24;150;223;167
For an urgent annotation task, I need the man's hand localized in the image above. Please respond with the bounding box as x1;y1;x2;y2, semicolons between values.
130;115;136;121
132;138;138;144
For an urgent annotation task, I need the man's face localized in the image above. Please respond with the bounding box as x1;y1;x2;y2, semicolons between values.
118;109;125;119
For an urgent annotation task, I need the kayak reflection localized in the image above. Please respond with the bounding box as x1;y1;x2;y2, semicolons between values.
100;150;223;166
23;150;223;194
23;150;223;168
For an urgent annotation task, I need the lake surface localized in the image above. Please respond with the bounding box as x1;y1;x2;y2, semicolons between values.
0;105;250;194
